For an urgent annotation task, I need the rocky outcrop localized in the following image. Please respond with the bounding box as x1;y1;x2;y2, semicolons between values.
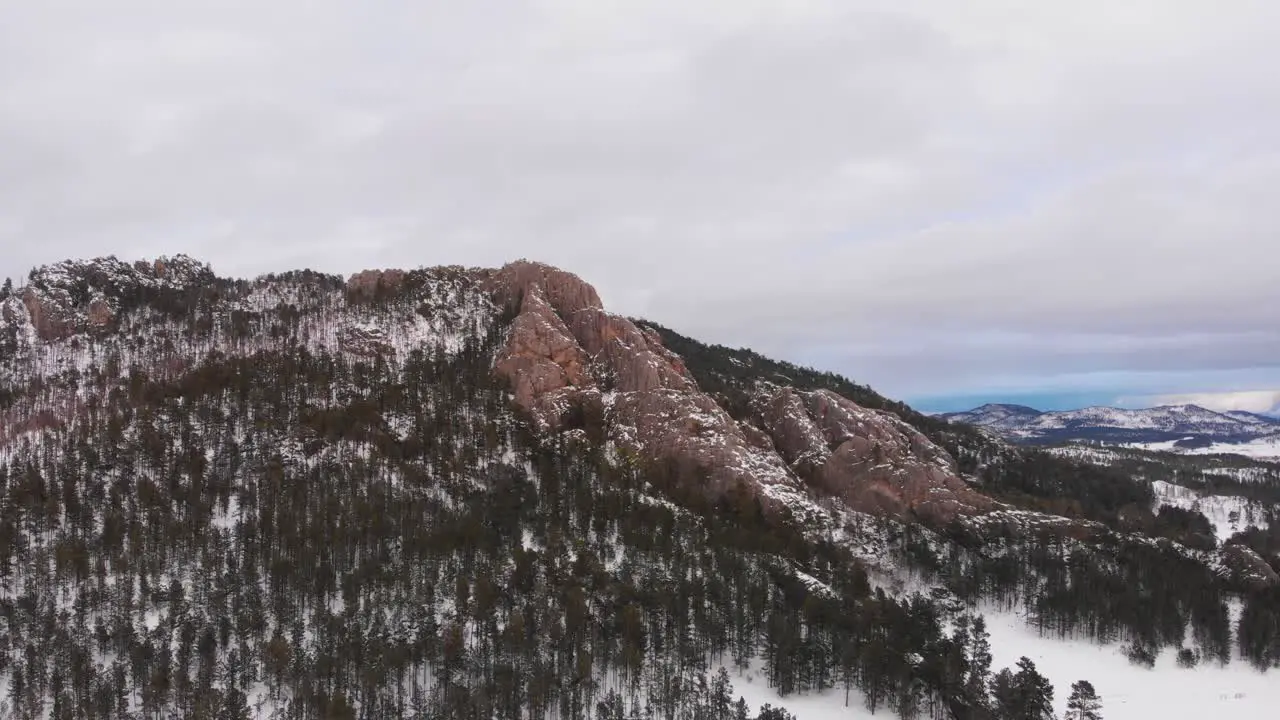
1221;543;1280;590
488;260;602;317
9;255;213;343
20;287;114;341
489;261;817;518
346;269;406;300
488;260;990;526
87;297;114;327
148;255;211;284
494;285;595;428
22;288;77;341
956;509;1107;544
490;261;695;427
338;324;395;357
607;389;802;508
639;327;691;379
756;387;994;524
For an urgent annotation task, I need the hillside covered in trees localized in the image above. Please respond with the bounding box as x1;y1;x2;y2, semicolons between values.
0;256;1276;719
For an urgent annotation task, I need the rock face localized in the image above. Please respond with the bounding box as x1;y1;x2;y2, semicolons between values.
488;260;992;525
347;269;407;300
494;284;595;428
22;288;77;341
757;387;994;524
489;260;696;429
338;324;396;357
488;260;602;317
489;261;813;517
87;297;115;327
8;255;213;342
1221;543;1280;590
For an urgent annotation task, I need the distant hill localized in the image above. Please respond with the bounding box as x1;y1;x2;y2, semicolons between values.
941;402;1280;448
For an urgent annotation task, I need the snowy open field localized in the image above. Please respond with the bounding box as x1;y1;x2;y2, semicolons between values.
719;604;1279;719
982;605;1278;720
1130;437;1280;461
720;662;875;720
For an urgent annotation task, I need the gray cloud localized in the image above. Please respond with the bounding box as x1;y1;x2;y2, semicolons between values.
2;0;1277;402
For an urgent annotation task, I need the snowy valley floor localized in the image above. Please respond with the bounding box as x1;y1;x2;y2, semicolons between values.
721;604;1280;720
981;604;1278;720
721;663;876;720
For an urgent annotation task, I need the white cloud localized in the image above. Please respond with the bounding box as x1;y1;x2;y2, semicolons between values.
1;0;1278;401
1118;391;1280;415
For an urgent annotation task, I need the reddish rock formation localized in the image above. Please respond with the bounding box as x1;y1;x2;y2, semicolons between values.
606;389;806;515
568;307;648;356
87;298;114;328
8;255;214;344
21;289;75;342
491;262;694;426
639;327;691;379
489;262;808;513
757;387;993;524
737;420;777;452
347;269;407;300
494;285;594;429
487;260;602;317
348;270;407;301
598;339;695;394
489;260;997;527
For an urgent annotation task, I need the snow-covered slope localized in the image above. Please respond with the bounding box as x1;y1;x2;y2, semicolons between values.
1151;481;1270;544
1225;410;1280;426
1039;404;1257;432
1131;435;1280;461
939;403;1043;431
983;604;1279;720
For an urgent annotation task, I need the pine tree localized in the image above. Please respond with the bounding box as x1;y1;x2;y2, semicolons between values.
1013;658;1056;720
965;615;995;715
992;658;1055;720
1065;680;1102;720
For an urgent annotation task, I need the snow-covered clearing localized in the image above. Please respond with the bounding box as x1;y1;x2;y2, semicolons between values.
1151;480;1269;543
1128;437;1280;461
982;604;1278;720
1152;479;1269;540
719;660;876;720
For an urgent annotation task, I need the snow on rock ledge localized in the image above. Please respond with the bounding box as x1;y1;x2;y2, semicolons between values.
8;254;214;342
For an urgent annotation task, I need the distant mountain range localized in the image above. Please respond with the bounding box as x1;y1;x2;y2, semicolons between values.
941;402;1280;449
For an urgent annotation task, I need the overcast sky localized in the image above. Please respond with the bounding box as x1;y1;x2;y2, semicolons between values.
2;1;1278;413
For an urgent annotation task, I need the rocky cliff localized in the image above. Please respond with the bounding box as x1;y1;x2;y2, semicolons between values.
755;387;994;524
2;254;213;343
480;261;1278;593
487;259;993;525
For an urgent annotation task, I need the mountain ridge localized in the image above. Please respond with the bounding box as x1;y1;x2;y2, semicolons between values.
2;254;1279;718
941;401;1280;446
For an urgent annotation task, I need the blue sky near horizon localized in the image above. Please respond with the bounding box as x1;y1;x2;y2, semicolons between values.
907;388;1280;416
908;391;1129;414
